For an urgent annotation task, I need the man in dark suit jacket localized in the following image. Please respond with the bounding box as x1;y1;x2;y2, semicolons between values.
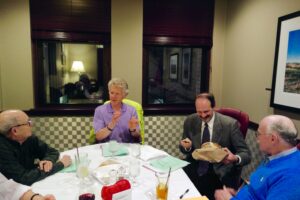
179;93;251;200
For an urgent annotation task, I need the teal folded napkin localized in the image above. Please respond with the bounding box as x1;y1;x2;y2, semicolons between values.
102;145;129;157
149;155;189;172
59;162;76;173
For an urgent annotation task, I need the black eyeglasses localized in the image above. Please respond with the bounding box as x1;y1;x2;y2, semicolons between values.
13;119;32;128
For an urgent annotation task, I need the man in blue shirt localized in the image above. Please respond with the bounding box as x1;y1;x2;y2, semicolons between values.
215;115;300;200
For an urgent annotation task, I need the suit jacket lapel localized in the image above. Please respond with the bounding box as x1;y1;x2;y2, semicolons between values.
193;117;202;149
212;113;222;144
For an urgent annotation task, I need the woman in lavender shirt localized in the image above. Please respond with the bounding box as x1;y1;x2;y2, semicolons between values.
93;78;140;143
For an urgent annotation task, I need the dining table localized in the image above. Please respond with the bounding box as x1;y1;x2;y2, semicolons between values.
31;143;201;200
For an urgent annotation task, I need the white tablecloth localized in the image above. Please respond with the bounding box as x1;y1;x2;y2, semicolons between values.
32;144;200;200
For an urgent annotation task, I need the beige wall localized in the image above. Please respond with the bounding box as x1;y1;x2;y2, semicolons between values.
1;0;300;131
211;0;228;106
218;0;300;130
111;0;143;103
0;0;33;110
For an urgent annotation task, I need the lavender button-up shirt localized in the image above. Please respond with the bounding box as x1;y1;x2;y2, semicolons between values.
93;103;140;143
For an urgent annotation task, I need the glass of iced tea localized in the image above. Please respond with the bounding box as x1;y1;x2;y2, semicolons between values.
155;172;168;200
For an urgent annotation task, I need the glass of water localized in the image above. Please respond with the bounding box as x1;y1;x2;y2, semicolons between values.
131;143;141;158
109;140;119;157
129;159;140;187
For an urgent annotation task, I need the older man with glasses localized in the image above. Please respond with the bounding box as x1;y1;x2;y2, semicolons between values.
0;110;71;185
215;115;300;200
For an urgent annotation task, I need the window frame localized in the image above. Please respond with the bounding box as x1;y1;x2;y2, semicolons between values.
31;36;111;116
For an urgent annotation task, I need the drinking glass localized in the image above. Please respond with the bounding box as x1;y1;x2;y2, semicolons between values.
117;165;127;180
129;159;140;187
109;169;118;184
131;143;141;158
77;162;89;179
75;153;91;182
155;172;169;200
109;140;119;157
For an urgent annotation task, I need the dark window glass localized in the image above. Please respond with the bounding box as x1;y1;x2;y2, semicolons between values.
144;46;207;108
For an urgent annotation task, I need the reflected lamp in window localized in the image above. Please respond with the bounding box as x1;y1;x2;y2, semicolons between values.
71;61;85;74
33;41;110;107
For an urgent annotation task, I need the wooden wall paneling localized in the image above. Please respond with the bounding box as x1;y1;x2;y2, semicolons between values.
30;0;111;34
143;0;214;46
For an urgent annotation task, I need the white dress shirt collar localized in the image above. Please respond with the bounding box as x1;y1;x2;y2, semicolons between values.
201;112;215;128
201;112;215;141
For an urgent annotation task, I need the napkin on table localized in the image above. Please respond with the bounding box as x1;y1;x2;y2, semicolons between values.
149;155;189;172
139;145;168;161
102;145;129;157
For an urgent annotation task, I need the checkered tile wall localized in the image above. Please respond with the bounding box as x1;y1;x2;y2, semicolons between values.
31;115;263;180
242;129;264;180
31;116;93;151
144;116;186;158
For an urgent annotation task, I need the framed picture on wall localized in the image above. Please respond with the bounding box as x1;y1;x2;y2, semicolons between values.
270;11;300;112
182;48;191;85
169;54;178;80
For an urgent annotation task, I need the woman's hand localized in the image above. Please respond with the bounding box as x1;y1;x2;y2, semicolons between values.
128;116;138;130
128;117;140;137
110;111;121;128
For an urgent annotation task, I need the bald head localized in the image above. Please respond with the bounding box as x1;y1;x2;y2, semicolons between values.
260;115;298;146
0;110;28;136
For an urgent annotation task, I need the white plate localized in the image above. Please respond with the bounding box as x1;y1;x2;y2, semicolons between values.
92;164;122;185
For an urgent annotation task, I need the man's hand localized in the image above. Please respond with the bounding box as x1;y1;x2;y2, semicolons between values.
39;160;53;172
59;155;72;167
214;186;236;200
180;138;192;150
222;147;239;165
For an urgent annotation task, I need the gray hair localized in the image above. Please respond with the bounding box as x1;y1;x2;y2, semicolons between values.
108;78;129;96
0;110;19;136
265;115;298;146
